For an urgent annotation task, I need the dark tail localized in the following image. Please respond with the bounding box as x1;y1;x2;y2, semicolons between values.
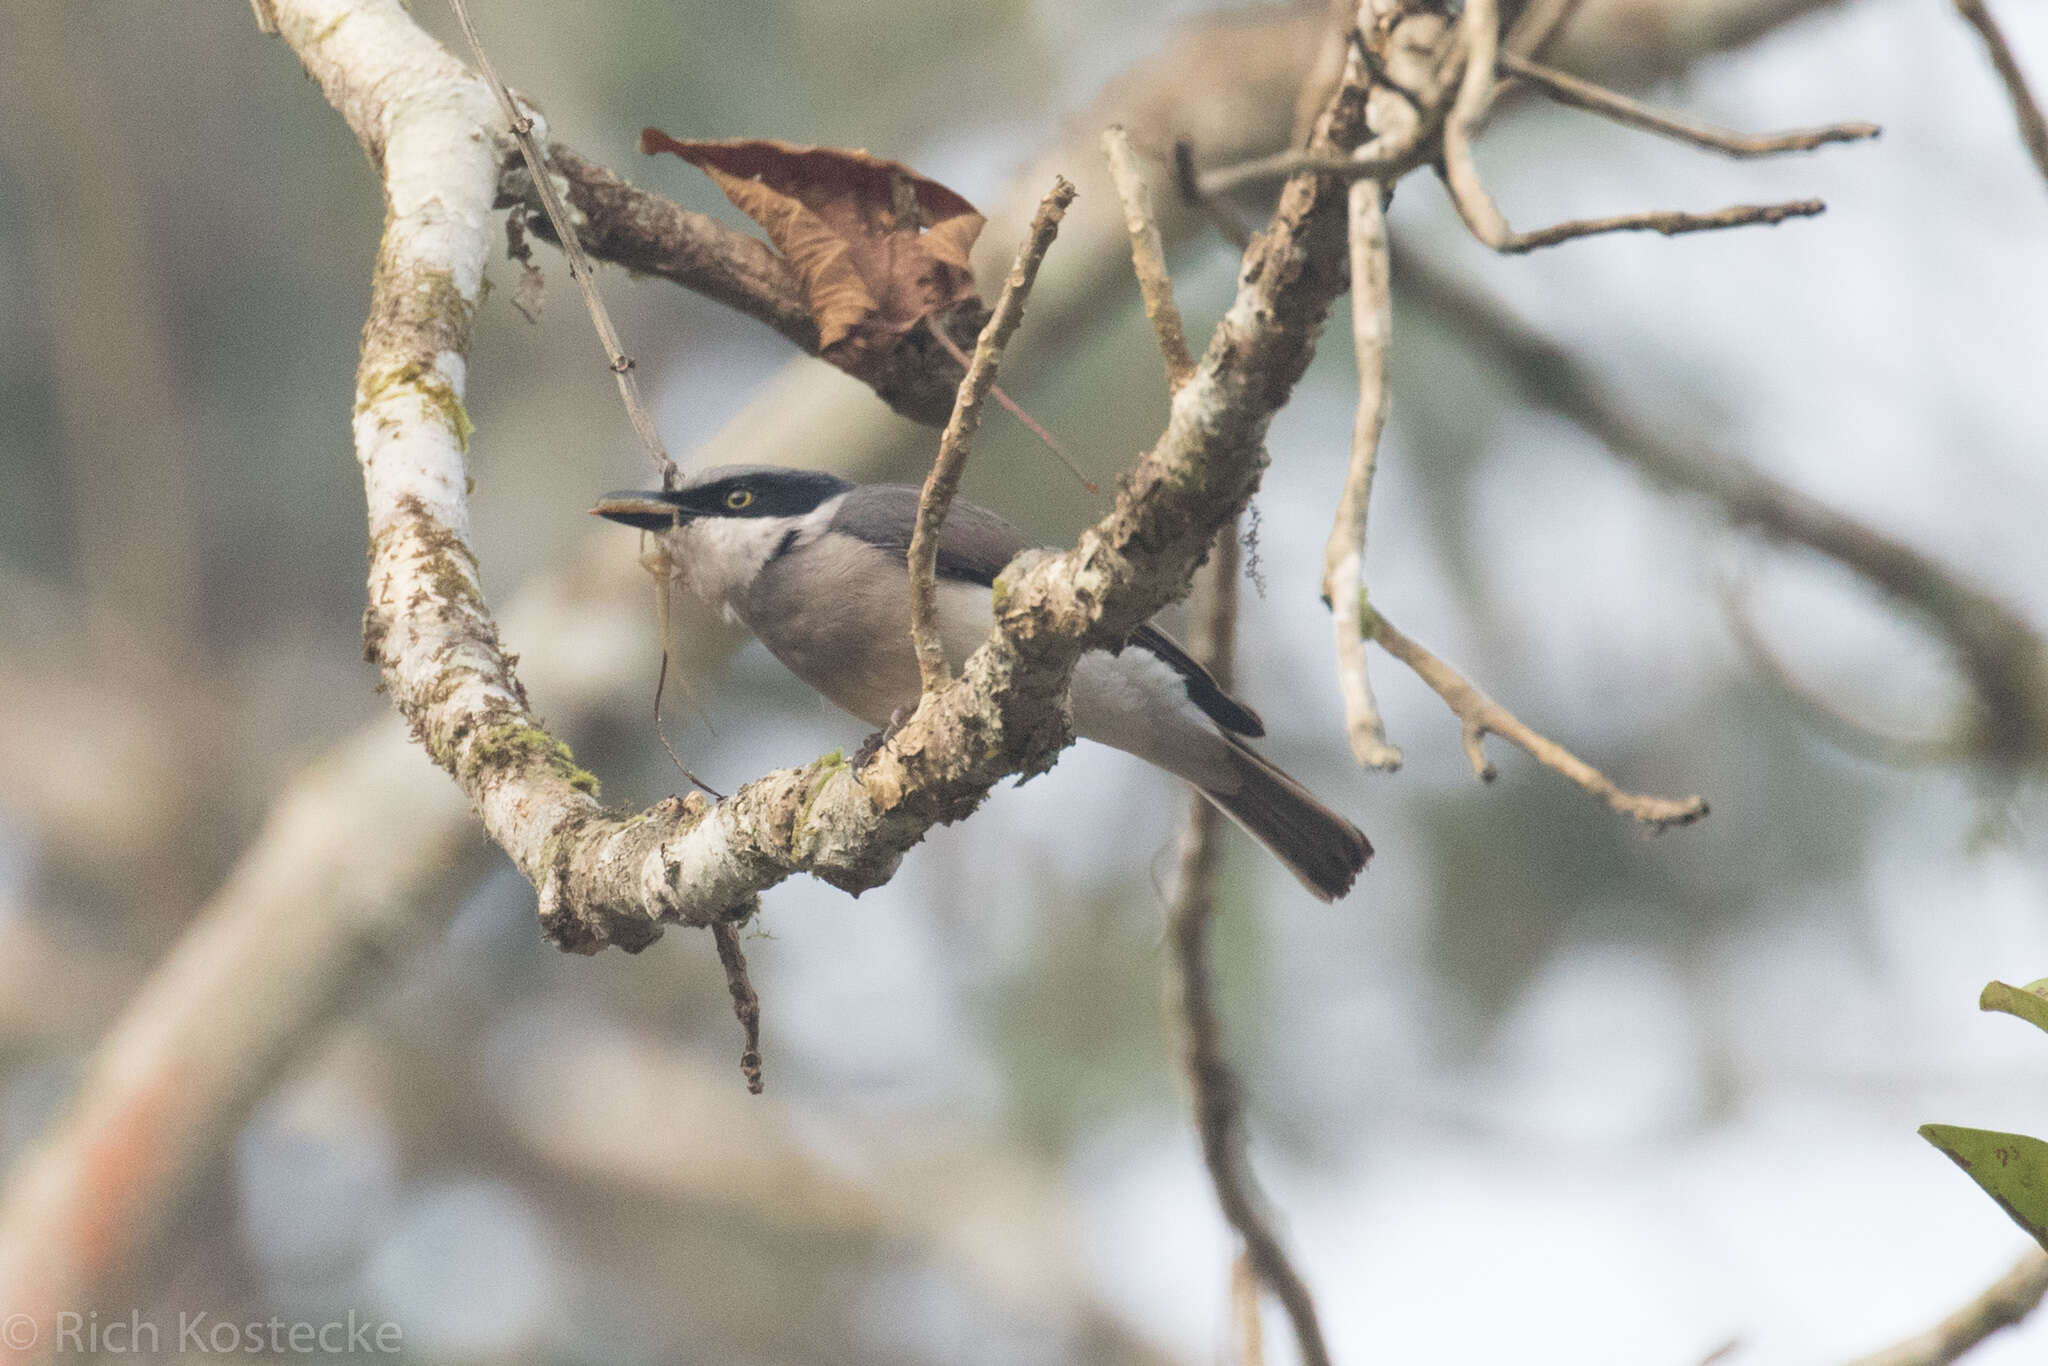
1201;737;1371;901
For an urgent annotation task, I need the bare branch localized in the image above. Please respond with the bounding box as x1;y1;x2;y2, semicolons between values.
1106;117;1331;1366
1102;126;1198;390
1843;1248;2048;1366
1443;0;1829;253
1167;504;1332;1366
0;537;1173;1351
1368;605;1709;829
1953;0;2048;192
919;322;1097;495
1498;50;1880;158
444;0;677;486
711;920;764;1095
1195;146;1413;198
505;144;816;349
910;181;1076;696
249;0;280;34
1492;198;1827;252
1326;179;1403;771
1398;252;2048;770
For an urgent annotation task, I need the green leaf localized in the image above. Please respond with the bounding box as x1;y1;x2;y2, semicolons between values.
1980;979;2048;1035
1920;1124;2048;1251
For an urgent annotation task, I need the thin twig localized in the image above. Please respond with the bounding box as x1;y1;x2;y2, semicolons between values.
1843;1248;2048;1366
1102;126;1198;390
1114;118;1330;1366
711;919;764;1095
1493;198;1827;252
1168;521;1332;1366
444;0;678;487
1954;0;2048;192
1195;146;1409;198
248;0;280;34
1499;50;1880;158
1326;179;1403;770
908;179;1077;695
1367;604;1709;829
1442;0;1828;254
921;324;1098;495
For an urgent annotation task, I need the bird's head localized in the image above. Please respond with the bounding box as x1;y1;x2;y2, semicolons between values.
591;465;855;532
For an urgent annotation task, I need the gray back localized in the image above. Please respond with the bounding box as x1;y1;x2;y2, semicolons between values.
828;484;1030;587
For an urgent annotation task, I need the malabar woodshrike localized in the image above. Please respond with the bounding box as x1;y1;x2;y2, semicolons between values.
594;465;1370;899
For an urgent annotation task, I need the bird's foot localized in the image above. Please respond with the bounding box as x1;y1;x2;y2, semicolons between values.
853;706;914;768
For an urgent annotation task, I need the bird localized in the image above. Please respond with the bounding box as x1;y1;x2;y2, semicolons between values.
592;465;1370;900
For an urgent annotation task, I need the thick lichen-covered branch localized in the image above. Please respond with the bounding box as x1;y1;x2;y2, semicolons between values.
297;0;636;948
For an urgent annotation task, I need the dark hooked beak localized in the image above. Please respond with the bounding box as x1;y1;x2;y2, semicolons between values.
590;490;687;532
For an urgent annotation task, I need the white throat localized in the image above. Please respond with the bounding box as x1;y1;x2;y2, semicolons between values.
664;493;846;621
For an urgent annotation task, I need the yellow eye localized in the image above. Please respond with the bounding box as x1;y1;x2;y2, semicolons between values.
724;488;754;510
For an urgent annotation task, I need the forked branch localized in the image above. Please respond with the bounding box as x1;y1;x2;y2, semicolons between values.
1444;0;1837;254
1368;606;1709;829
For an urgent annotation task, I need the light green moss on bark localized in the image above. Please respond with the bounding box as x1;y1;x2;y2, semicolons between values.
795;749;848;830
470;722;601;797
358;359;476;451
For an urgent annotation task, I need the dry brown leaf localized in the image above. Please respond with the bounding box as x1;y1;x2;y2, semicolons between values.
640;132;986;356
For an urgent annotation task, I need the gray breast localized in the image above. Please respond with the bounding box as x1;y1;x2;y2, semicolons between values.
742;533;992;728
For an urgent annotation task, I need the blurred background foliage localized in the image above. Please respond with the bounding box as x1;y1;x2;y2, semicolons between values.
4;0;2048;1362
